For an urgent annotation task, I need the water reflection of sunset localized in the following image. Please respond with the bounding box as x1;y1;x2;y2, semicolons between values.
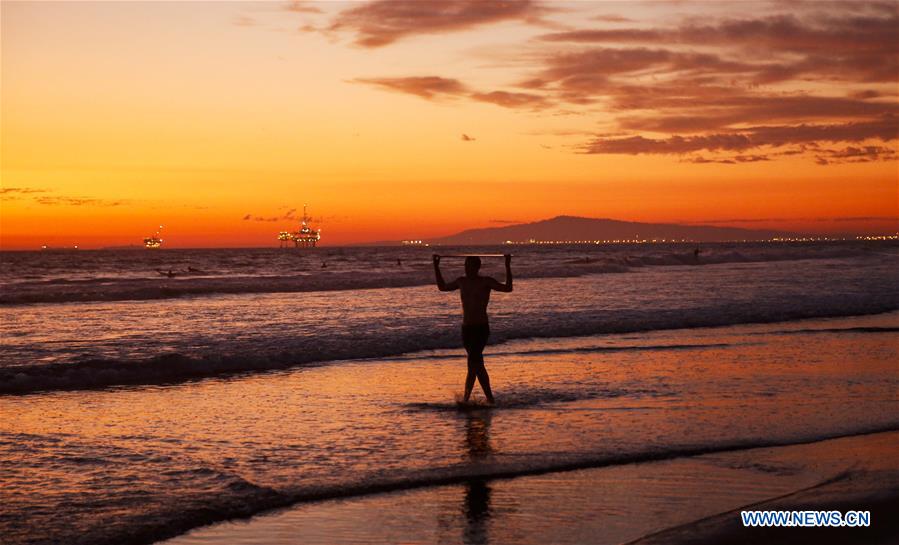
4;314;897;544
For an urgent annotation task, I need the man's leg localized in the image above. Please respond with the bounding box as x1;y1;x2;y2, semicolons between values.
474;356;494;403
463;328;477;401
473;327;494;403
463;360;477;402
463;325;494;403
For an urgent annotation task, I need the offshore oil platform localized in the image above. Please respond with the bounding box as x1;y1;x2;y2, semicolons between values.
144;225;164;249
279;205;321;248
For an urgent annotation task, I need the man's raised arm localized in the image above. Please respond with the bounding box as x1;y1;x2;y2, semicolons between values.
490;254;513;292
433;255;459;291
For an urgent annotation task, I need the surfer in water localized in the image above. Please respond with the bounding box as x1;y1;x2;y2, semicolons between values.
433;254;513;404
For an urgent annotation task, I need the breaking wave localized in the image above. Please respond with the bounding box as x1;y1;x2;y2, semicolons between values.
2;244;890;305
2;306;896;395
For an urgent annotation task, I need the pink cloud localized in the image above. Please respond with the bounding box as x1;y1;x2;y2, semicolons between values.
356;77;550;110
330;0;548;47
354;76;468;99
343;5;899;164
584;117;899;155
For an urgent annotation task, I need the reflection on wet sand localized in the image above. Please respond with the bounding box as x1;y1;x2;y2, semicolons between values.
464;413;494;545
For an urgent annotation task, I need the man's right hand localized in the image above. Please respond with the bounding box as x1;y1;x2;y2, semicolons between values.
432;254;440;266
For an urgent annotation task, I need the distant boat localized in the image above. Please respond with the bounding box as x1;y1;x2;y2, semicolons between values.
144;225;164;249
279;205;321;248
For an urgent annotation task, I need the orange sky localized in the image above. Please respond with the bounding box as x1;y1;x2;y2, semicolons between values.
2;1;897;248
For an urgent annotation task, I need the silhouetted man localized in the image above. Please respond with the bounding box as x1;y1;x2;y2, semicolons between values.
433;254;513;404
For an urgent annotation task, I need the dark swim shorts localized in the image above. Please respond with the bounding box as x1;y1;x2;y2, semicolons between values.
461;324;490;354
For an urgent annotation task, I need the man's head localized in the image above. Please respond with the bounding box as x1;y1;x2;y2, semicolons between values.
464;256;481;277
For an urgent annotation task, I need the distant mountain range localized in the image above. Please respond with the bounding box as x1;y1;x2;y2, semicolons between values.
422;216;797;245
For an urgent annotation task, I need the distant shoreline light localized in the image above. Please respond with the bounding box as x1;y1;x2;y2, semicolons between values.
8;233;896;251
494;234;898;245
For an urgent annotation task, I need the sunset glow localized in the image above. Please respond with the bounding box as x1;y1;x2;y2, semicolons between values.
2;1;897;248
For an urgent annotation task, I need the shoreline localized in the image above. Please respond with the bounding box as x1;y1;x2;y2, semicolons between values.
628;466;899;545
160;430;899;545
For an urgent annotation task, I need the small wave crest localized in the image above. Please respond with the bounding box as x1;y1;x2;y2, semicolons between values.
386;342;748;364
2;245;887;305
760;326;899;335
3;305;896;395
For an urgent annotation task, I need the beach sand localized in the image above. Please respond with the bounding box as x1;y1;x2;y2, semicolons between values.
162;431;899;545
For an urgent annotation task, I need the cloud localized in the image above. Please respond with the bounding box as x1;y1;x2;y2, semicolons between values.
461;133;476;141
285;1;322;14
539;12;899;56
34;196;126;207
733;154;771;163
2;187;129;206
583;117;899;155
591;14;633;23
0;187;49;194
686;154;770;164
616;95;899;133
820;145;896;159
243;208;299;222
529;8;899;162
537;11;899;86
469;90;550;109
342;4;899;164
354;76;468;99
537;47;674;93
812;145;899;165
329;0;548;48
355;76;549;110
684;156;736;164
850;90;883;100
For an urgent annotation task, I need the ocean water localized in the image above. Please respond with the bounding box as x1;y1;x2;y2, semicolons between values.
1;242;898;544
1;243;896;393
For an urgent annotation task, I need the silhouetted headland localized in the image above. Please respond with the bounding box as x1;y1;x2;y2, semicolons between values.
430;216;799;245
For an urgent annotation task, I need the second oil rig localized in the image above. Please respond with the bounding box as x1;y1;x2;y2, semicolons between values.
279;205;321;248
144;225;164;249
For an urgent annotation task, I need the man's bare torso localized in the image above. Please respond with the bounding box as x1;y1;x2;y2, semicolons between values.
457;275;494;326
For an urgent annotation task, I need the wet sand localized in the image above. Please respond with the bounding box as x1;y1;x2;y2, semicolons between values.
629;432;899;545
162;431;899;545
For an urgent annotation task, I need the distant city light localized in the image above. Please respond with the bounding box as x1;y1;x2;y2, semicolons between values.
498;233;898;245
